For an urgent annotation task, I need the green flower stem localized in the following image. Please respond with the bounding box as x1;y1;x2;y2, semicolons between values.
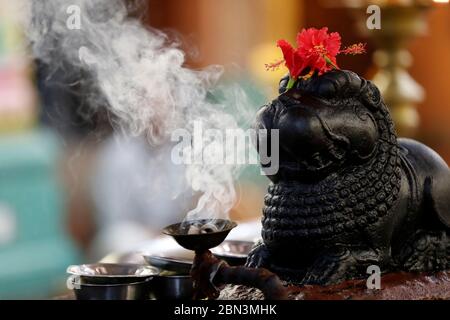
324;55;338;69
286;77;296;90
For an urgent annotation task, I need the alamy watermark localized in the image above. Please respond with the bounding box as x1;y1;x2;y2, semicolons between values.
66;5;81;30
65;3;381;32
170;121;280;175
366;265;381;290
366;5;381;30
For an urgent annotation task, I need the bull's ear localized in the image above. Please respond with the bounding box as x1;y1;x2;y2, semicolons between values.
360;80;382;111
279;74;290;94
253;102;276;151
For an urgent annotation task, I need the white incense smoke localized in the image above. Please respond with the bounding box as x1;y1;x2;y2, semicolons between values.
25;0;257;221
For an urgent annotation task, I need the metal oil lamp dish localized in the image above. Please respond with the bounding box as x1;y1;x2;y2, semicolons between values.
162;219;237;252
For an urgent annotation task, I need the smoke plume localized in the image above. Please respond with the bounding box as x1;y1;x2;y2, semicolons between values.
25;0;257;221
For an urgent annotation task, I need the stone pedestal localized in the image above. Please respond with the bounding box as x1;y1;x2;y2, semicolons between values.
218;271;450;300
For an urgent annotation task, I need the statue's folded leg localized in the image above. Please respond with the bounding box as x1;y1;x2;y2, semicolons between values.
301;247;392;285
245;239;270;269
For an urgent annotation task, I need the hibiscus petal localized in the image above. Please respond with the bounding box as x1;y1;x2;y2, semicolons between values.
315;27;328;46
291;51;306;79
297;28;313;50
277;39;297;78
326;32;341;57
277;40;294;66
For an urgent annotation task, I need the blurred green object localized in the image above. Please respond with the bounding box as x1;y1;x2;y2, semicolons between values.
0;129;80;298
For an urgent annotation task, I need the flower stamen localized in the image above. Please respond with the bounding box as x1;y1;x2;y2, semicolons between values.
265;59;285;71
340;43;366;55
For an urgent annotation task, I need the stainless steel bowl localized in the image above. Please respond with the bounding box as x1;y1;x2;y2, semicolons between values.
72;278;152;300
143;254;192;274
67;263;159;284
148;274;194;300
210;240;254;266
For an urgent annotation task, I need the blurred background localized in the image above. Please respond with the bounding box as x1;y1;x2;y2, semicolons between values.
0;0;449;298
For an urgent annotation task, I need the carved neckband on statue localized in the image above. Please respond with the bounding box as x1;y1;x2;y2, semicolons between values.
248;27;450;285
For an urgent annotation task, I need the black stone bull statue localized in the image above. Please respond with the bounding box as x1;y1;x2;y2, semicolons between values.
247;70;450;285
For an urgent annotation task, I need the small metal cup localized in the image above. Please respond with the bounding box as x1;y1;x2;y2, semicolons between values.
71;278;153;300
148;275;194;300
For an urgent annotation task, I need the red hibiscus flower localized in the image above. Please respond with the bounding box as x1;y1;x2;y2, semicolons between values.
265;27;365;90
296;27;341;75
